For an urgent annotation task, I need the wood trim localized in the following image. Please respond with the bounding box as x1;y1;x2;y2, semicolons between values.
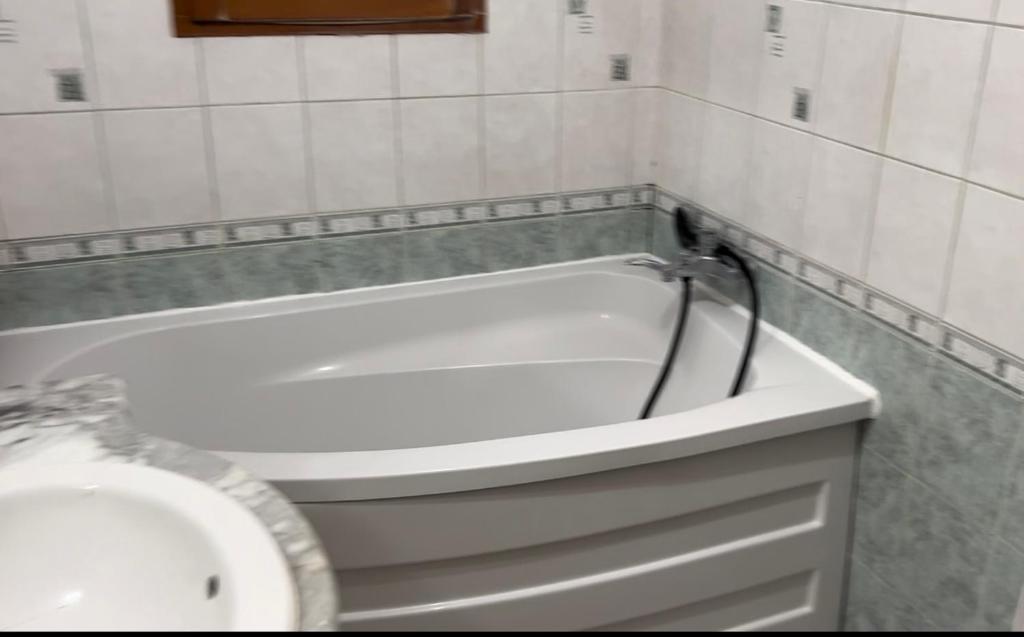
171;0;486;37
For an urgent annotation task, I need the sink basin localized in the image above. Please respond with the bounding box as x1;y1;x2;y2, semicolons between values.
0;462;297;631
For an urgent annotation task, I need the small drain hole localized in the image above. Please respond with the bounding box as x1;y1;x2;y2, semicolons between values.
206;575;220;599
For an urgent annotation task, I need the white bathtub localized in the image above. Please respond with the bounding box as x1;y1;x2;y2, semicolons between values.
0;256;877;631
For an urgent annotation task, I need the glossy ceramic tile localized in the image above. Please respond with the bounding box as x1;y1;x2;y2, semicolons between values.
0;261;123;329
397;34;480;98
885;15;989;175
86;0;200;108
755;0;827;130
746;120;814;248
400;98;482;205
998;0;1024;25
696;106;754;224
789;284;861;371
209;104;309;219
484;94;558;199
0;113;109;238
561;91;632;191
301;36;393;101
802;138;881;277
815;5;902;151
945;187;1024;359
657;91;703;200
903;0;995;20
844;559;935;631
866;160;960;314
103;108;213;229
0;0;89;114
202;37;301;105
852;449;911;586
971;540;1024;631
562;0;646;91
999;439;1024;556
319;233;404;292
706;0;764;112
309;101;398;212
969;27;1024;198
484;0;559;94
632;89;660;185
660;0;713;97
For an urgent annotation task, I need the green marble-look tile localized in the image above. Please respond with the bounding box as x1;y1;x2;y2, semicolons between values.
120;250;234;315
221;240;323;300
884;475;992;629
560;208;647;261
319;232;404;292
852;449;910;587
789;283;860;370
914;355;1021;530
999;433;1024;553
969;539;1024;630
404;224;490;282
483;217;559;272
651;209;677;261
844;559;934;631
0;261;123;329
753;263;796;333
846;318;933;477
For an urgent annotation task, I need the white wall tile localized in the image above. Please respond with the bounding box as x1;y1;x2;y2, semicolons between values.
484;0;559;94
706;0;764;112
302;36;392;102
104;108;213;229
210;104;308;220
969;27;1024;198
563;0;646;91
400;97;481;205
203;37;300;105
87;0;200;109
697;105;754;223
561;90;632;191
397;35;479;97
885;16;988;176
802;138;881;276
756;0;828;130
633;0;664;87
660;0;713;98
904;0;995;20
0;113;108;238
309;101;398;213
0;0;89;114
998;0;1024;25
484;94;558;198
866;160;960;313
657;91;703;198
945;186;1024;358
746;120;814;247
633;89;662;186
816;5;901;150
841;0;905;8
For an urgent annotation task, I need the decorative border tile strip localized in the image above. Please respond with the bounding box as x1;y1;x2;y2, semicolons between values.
0;187;645;270
653;185;1024;396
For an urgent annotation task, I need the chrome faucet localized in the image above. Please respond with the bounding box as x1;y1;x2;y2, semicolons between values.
626;206;737;282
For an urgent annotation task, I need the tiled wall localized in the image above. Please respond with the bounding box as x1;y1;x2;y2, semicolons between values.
654;0;1024;630
0;0;658;240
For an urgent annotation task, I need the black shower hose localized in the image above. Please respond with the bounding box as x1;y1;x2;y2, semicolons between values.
638;245;760;420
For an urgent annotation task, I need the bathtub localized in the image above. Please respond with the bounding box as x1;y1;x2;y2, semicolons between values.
0;256;878;631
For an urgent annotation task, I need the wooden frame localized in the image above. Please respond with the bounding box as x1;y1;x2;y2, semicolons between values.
171;0;486;37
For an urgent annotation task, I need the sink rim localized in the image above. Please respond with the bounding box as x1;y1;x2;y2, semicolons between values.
0;461;297;631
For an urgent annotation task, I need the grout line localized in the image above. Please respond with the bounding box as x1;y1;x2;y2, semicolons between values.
75;0;117;232
295;37;318;217
934;21;997;323
554;1;567;260
815;0;1024;28
195;38;223;227
849;555;939;630
855;10;906;282
476;34;487;199
389;36;406;209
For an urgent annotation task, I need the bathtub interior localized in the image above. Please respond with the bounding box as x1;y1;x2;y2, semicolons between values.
35;269;758;453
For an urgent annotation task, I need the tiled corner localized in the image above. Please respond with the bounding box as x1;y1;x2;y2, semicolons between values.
660;0;713;98
705;0;764;113
657;91;703;200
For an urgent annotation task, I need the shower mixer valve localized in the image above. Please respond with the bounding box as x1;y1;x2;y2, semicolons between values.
626;207;739;282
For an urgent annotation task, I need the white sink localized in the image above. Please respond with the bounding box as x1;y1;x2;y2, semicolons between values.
0;462;297;631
